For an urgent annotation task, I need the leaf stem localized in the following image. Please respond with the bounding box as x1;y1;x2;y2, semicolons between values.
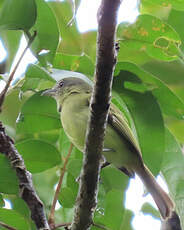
49;143;73;229
0;221;17;230
92;222;110;230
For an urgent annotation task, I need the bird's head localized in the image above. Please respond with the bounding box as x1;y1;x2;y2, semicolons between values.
42;77;92;107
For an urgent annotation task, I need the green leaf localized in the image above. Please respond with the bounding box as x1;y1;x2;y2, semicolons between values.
30;0;59;65
16;139;61;173
161;128;184;228
21;64;55;92
0;155;19;194
168;9;184;50
67;159;82;178
49;1;81;55
0;89;26;129
142;60;184;85
26;64;55;81
118;14;181;61
115;62;184;119
113;72;165;175
58;187;76;208
142;0;184;11
9;197;29;219
66;173;79;197
104;190;125;230
0;208;30;230
0;0;36;30
53;53;94;77
0;194;5;208
0;30;22;71
141;202;160;219
120;209;134;230
101;166;129;192
16;92;60;134
32;167;59;206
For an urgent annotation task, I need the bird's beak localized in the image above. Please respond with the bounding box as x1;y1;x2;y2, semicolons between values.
41;88;57;97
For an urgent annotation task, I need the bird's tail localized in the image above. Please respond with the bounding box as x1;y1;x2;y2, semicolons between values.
136;164;174;219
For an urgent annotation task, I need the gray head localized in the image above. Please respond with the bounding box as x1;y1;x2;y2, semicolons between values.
42;77;92;102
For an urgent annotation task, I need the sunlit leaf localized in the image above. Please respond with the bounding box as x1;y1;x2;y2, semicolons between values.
118;14;181;61
30;0;59;65
142;0;184;12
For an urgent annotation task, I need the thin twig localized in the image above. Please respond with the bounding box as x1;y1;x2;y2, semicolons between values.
0;31;37;111
92;222;110;230
53;222;71;229
49;144;73;229
70;0;121;229
0;122;49;230
0;221;17;230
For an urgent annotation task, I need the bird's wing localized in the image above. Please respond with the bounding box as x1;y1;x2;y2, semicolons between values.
108;103;142;158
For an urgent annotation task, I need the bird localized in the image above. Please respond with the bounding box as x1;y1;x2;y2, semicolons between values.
42;76;174;219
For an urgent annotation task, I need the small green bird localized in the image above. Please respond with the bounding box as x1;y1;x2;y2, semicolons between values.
43;77;174;219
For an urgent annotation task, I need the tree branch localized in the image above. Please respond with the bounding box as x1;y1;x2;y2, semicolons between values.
0;122;50;230
70;0;121;229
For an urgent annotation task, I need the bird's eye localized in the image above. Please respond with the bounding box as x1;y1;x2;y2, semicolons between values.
59;81;64;87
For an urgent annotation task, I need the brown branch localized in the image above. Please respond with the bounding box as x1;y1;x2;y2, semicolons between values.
49;144;73;229
0;221;17;230
0;122;49;230
0;31;37;112
53;222;71;229
70;0;121;229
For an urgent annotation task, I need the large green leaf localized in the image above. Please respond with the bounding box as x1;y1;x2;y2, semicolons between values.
113;72;165;175
30;0;59;65
115;62;184;119
104;190;125;230
168;9;184;50
53;53;94;77
16;92;60;134
142;60;184;85
142;0;184;12
0;89;26;130
0;155;19;194
0;194;4;208
16;139;61;173
58;186;76;208
49;1;81;55
32;167;59;207
0;30;22;71
161;128;184;228
21;64;55;92
101;166;129;192
118;14;181;61
0;0;36;30
0;208;30;230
